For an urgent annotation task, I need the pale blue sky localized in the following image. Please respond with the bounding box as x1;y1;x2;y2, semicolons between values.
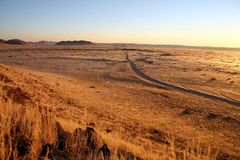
0;0;240;47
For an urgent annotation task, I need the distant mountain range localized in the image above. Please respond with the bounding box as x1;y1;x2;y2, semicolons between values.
0;39;94;46
0;39;57;45
1;38;239;50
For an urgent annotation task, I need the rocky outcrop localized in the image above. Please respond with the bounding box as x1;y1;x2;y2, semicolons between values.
39;122;111;160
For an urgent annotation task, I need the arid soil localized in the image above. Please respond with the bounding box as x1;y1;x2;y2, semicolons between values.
0;44;239;159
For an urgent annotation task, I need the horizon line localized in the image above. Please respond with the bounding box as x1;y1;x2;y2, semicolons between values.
1;38;240;49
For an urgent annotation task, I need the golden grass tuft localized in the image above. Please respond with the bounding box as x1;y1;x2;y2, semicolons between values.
0;94;57;159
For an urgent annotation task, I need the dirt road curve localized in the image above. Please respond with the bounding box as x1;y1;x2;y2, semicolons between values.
125;52;240;107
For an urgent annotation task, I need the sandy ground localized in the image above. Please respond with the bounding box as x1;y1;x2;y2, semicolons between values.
0;44;239;159
131;49;240;101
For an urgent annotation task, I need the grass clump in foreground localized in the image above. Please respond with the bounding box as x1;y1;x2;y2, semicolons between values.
0;98;56;159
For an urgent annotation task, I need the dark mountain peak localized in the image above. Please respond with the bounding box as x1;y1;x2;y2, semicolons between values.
6;39;26;45
56;40;93;45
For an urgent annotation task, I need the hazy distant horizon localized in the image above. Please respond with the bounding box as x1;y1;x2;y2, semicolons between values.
1;0;240;47
2;38;240;49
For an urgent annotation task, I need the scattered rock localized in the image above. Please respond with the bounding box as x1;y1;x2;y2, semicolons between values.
9;123;32;157
207;113;218;120
42;123;113;159
180;109;192;116
195;68;202;71
160;53;172;56
67;127;107;159
117;149;143;160
217;152;230;160
229;81;234;84
15;136;32;156
148;129;169;145
85;127;99;158
208;77;216;82
87;122;96;127
89;85;96;89
98;144;111;160
126;152;136;160
56;122;71;150
149;129;162;135
117;149;126;159
40;144;68;160
106;128;112;134
222;116;239;124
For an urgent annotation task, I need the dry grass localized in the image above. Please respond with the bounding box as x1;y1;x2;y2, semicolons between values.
0;92;57;159
0;88;218;160
100;129;217;160
0;56;234;159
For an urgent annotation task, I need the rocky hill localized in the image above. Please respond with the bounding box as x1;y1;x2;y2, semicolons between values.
0;39;7;43
56;40;93;45
3;39;26;45
7;39;26;45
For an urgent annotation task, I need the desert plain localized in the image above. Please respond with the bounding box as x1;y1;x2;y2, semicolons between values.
0;43;239;159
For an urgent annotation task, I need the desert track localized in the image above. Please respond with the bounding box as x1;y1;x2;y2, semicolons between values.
125;52;240;107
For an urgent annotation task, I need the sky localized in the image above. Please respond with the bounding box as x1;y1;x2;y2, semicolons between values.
0;0;240;47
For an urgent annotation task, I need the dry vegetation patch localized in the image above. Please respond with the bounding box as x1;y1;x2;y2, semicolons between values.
0;45;239;159
0;85;222;160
